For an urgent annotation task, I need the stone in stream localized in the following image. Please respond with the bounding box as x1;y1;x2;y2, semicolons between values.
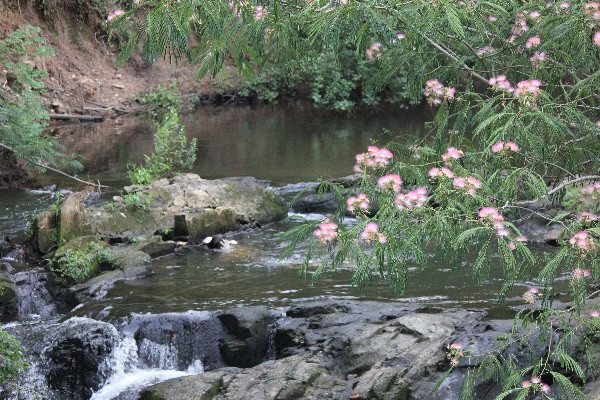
140;300;485;400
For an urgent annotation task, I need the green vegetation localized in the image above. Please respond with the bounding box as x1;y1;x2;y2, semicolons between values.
122;192;151;211
51;241;116;284
128;84;197;187
0;25;80;171
116;1;600;398
136;83;183;123
0;330;28;385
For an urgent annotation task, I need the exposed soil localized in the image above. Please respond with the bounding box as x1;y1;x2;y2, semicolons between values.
0;1;243;119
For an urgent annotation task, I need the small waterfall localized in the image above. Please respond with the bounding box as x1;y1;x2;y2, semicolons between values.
90;334;204;400
11;268;56;321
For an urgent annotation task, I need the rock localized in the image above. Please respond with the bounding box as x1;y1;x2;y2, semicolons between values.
0;273;18;322
12;268;57;320
65;246;150;304
4;317;119;400
512;208;564;245
87;174;287;242
217;306;276;368
33;211;58;254
53;236;112;284
141;355;348;400
59;192;92;245
132;235;177;258
292;192;340;214
130;312;227;371
45;318;117;400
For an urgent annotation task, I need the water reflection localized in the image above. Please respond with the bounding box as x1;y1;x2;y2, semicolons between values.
50;103;429;186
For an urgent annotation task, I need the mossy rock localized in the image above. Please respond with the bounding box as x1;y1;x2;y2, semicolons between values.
0;274;17;322
52;236;115;285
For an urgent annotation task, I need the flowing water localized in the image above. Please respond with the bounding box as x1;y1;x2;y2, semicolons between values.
0;104;555;399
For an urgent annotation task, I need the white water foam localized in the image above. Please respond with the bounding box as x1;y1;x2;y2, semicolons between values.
91;335;204;400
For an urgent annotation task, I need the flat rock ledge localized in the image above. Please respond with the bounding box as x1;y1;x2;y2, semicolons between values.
139;300;600;400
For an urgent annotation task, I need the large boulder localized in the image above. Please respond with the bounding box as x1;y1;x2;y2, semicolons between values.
86;174;287;241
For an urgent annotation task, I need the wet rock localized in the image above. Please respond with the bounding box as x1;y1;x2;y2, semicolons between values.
53;236;113;284
12;267;57;320
291;192;340;214
141;355;348;400
217;306;276;368
512;208;564;245
132;236;177;258
66;246;150;304
131;312;226;371
45;318;117;400
0;272;18;322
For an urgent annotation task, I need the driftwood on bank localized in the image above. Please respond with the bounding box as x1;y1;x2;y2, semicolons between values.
49;113;105;122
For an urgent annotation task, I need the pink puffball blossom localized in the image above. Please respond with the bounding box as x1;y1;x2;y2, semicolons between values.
442;147;464;162
569;231;596;251
107;9;125;21
522;380;532;388
391;33;406;43
530;51;547;67
591;310;600;317
396;187;428;210
529;10;542;21
314;222;338;245
377;174;403;192
491;141;520;153
560;2;570;8
347;193;370;214
254;5;267;21
523;287;540;304
428;166;455;179
585;3;600;20
446;342;465;367
541;383;551;394
366;42;383;60
360;222;386;244
424;79;455;105
488;75;513;93
594;32;600;46
577;212;599;222
581;182;600;201
353;146;393;174
514;79;542;106
572;268;592;279
525;36;541;49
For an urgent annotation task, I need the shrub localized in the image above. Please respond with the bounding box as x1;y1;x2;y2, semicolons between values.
128;107;197;185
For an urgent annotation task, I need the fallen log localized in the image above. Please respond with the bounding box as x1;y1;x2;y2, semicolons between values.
49;114;105;122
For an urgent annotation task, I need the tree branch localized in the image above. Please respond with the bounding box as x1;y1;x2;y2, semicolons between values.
0;142;111;189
